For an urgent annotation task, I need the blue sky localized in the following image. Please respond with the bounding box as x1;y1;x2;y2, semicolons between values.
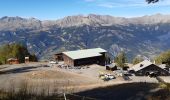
0;0;170;20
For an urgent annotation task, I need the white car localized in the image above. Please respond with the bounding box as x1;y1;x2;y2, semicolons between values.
49;61;57;64
107;74;115;79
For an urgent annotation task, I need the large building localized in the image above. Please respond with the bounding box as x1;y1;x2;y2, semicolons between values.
129;60;170;76
62;48;107;67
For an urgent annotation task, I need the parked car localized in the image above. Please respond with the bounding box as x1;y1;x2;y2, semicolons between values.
100;74;115;81
107;74;116;79
49;60;57;64
122;75;131;81
149;72;157;78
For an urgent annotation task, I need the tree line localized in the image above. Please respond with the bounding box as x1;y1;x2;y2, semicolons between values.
155;50;170;66
0;43;37;65
114;49;170;68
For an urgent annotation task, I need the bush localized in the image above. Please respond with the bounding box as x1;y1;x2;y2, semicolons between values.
155;50;170;66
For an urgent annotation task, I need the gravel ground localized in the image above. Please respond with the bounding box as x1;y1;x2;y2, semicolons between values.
159;76;170;83
129;76;159;83
61;64;106;78
0;62;168;94
0;63;107;93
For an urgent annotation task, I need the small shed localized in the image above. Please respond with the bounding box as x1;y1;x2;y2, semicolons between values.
25;57;30;63
106;63;117;71
7;58;19;64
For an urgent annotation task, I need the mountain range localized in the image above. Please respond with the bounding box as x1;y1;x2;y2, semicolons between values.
0;14;170;61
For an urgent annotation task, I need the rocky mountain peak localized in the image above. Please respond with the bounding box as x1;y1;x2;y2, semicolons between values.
0;14;170;60
1;14;170;30
0;16;41;31
0;16;24;22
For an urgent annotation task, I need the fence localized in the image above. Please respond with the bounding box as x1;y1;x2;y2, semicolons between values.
52;93;98;100
0;92;98;100
42;93;98;100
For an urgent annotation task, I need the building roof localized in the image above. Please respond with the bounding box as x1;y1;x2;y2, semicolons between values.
158;64;169;69
63;48;107;60
129;60;153;72
25;57;29;59
7;58;18;61
129;60;170;73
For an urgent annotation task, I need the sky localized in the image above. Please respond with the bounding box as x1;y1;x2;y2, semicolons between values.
0;0;170;20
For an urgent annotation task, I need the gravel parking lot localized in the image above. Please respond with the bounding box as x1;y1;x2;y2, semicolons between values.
63;64;106;78
129;76;159;83
1;62;169;94
159;76;170;83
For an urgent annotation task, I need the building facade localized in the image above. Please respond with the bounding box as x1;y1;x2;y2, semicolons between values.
62;48;107;67
54;53;63;61
129;60;170;76
135;64;169;76
7;58;19;64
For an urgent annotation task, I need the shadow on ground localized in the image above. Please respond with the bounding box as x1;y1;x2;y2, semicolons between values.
76;82;170;100
0;66;38;74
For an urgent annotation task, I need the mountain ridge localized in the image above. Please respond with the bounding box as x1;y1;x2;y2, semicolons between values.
0;14;170;60
1;13;170;30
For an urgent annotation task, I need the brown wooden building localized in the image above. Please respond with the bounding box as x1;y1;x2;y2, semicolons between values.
62;48;107;67
7;58;19;64
54;53;63;61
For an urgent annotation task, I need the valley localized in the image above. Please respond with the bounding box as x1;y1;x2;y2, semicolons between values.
0;14;170;60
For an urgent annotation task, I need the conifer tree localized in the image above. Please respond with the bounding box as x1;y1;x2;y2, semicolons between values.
114;52;127;67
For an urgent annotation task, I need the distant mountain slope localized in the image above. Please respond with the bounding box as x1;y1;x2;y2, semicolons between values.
0;14;170;60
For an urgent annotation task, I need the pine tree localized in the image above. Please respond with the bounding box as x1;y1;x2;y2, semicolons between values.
30;54;38;62
114;52;127;67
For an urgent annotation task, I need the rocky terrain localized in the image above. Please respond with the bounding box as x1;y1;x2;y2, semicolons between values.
0;14;170;60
